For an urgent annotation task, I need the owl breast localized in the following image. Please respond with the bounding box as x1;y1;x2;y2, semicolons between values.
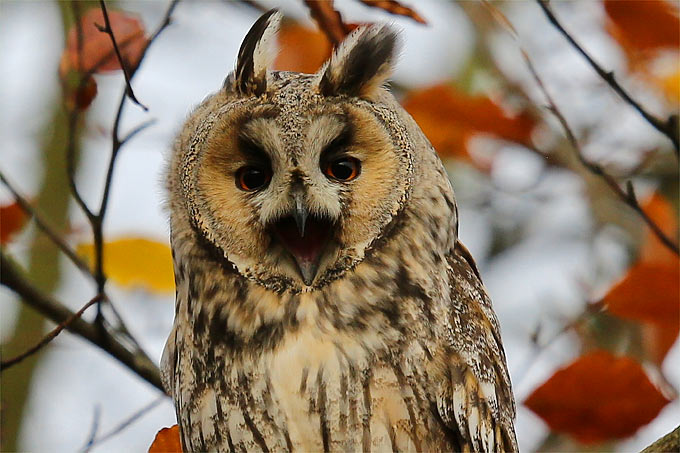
171;283;452;453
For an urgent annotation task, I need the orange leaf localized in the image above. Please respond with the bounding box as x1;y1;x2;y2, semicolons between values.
604;0;679;62
605;262;679;325
639;193;678;266
304;0;351;45
77;237;175;293
274;23;332;73
357;0;426;24
0;202;28;245
605;193;680;362
525;350;671;444
61;8;148;75
149;425;182;453
402;84;536;160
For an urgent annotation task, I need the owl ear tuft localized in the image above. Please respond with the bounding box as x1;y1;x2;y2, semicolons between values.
232;9;281;96
317;24;398;99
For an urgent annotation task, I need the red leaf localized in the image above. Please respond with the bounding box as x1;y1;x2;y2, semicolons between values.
61;8;148;75
274;23;332;73
1;201;28;245
525;350;671;444
605;193;680;362
639;193;678;266
402;84;536;161
604;0;679;63
357;0;426;24
605;262;679;326
149;425;182;453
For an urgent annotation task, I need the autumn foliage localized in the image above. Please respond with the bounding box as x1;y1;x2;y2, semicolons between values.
76;238;175;293
525;350;671;444
149;425;182;453
59;7;147;110
402;85;536;162
0;202;28;245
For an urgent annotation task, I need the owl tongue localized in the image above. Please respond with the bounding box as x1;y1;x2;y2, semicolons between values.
273;215;332;285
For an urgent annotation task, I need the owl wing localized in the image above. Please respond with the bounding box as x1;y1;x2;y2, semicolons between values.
435;240;518;452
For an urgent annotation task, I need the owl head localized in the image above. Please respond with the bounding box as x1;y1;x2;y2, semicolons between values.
169;10;447;293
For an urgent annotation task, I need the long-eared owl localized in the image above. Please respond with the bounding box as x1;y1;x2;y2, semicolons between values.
162;9;517;452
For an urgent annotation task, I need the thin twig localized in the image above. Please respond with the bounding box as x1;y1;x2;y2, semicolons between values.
0;251;164;391
536;0;679;152
63;0;179;311
82;396;167;451
66;3;97;222
0;170;93;278
81;405;101;453
96;0;148;111
523;50;679;256
1;295;101;370
120;118;156;145
90;0;178;302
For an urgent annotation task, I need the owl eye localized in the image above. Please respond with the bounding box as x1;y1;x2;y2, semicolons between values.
236;166;271;191
323;157;360;182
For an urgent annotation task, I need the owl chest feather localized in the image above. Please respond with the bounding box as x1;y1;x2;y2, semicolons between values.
179;318;451;452
169;259;458;452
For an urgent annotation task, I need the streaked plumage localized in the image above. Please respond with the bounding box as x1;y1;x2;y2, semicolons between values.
162;10;517;452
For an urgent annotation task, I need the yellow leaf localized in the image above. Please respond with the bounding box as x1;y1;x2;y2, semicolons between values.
77;237;174;293
659;69;680;105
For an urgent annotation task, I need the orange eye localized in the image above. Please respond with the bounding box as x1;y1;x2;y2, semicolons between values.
324;157;360;182
236;166;271;191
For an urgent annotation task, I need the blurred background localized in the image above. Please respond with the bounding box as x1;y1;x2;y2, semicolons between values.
0;1;678;451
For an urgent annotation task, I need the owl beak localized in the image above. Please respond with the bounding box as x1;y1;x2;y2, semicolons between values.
271;214;332;286
293;191;308;237
271;194;332;286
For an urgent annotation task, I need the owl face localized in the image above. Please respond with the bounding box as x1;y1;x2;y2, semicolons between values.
171;11;414;292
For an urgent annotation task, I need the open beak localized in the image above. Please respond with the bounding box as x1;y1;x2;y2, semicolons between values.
271;194;332;286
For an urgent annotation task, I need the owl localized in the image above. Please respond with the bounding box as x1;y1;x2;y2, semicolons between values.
161;9;517;453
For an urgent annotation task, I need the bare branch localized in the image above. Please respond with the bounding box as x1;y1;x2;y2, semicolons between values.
66;3;97;222
96;0;148;111
0;170;93;278
536;0;679;152
120;118;156;145
523;50;679;256
81;405;101;453
1;295;101;370
640;425;679;453
82;395;166;451
0;251;163;391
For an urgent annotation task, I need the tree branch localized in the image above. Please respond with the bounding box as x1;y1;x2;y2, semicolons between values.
640;425;679;453
523;50;679;256
93;0;179;297
82;395;166;451
0;170;93;279
96;0;148;111
536;0;679;152
0;251;163;391
1;294;101;370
